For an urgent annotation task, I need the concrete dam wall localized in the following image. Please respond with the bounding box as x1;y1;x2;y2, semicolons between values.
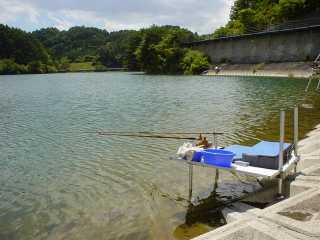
188;26;320;64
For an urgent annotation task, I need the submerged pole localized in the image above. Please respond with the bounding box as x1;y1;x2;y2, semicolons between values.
278;110;285;198
213;169;219;192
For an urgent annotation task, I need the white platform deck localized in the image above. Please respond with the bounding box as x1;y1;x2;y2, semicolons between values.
173;155;298;179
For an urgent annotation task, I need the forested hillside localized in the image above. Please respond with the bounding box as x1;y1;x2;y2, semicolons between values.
33;25;207;74
0;24;208;75
33;27;108;61
0;24;52;74
213;0;320;38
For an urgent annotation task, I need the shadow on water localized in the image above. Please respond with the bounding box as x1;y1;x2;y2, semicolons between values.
173;173;227;240
172;171;279;240
173;191;227;240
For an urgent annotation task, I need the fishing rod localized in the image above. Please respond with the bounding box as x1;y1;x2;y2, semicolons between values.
96;131;224;135
97;132;198;140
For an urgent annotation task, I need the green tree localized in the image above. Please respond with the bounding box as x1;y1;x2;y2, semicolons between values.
135;27;164;74
214;0;318;38
28;61;46;74
124;32;143;70
213;20;244;38
278;0;305;19
98;43;120;68
0;24;49;65
134;25;198;74
0;59;28;74
59;57;71;72
181;50;209;75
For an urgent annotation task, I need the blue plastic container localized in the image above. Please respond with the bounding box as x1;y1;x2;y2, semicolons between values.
192;151;203;162
202;149;235;168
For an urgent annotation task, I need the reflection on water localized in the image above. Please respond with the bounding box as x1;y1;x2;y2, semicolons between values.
173;169;261;240
0;73;319;240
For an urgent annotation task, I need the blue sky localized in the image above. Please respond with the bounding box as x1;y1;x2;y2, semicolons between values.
0;0;233;34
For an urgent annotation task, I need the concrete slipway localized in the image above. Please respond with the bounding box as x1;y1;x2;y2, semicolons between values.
193;124;320;240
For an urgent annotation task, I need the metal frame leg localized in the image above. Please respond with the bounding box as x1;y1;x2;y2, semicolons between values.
213;169;219;192
188;163;193;202
278;110;285;198
293;106;299;173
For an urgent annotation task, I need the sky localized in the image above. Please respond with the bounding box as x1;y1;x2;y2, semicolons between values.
0;0;234;34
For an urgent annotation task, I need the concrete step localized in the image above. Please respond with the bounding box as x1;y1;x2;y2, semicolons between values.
194;188;320;240
262;188;320;238
222;202;260;223
290;164;320;196
193;218;304;240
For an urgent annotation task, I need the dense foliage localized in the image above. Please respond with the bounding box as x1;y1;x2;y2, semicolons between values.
0;24;208;75
0;24;62;74
33;26;108;62
213;0;320;38
134;25;204;74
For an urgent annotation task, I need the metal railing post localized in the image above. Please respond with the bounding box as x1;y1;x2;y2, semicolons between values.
317;79;320;91
293;106;299;173
293;106;299;157
214;134;218;149
305;78;312;92
212;130;221;149
278;110;285;197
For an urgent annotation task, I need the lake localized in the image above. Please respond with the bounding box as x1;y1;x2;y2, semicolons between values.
0;72;319;240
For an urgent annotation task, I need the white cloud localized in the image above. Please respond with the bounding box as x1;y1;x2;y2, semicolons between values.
0;0;40;24
47;9;108;30
0;0;234;34
47;12;73;30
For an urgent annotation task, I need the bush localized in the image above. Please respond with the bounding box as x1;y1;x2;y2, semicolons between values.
279;0;305;19
94;63;108;72
27;61;46;74
0;59;28;74
46;64;58;73
58;57;70;72
181;50;209;75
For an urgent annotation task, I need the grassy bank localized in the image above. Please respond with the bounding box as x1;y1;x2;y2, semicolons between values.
68;62;96;72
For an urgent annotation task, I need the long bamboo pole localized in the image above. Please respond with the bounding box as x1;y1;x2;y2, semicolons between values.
97;132;198;140
97;131;224;135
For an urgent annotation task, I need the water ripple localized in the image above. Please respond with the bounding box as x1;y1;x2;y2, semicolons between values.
0;73;319;240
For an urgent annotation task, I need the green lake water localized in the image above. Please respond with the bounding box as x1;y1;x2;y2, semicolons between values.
0;72;319;240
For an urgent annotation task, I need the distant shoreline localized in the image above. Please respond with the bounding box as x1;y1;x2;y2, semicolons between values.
0;68;129;76
0;61;314;78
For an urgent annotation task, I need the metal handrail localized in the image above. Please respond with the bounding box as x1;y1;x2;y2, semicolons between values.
315;53;320;63
306;53;320;92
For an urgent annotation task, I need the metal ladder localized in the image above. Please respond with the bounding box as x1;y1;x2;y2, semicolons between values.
305;52;320;92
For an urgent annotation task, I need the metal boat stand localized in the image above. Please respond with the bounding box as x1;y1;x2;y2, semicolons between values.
187;106;300;202
188;132;221;202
